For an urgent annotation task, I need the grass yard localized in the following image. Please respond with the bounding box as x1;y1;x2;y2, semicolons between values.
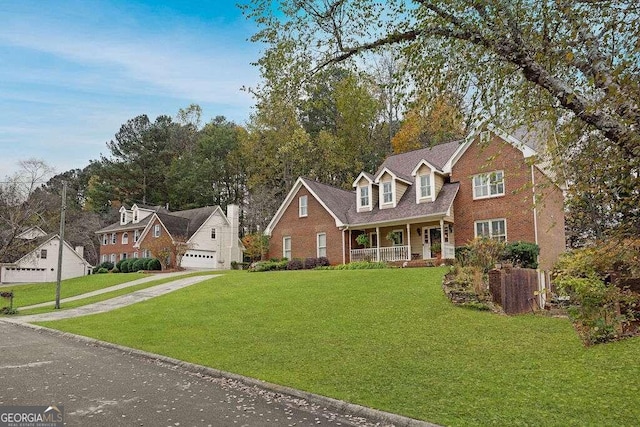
0;273;149;308
37;268;640;426
16;271;215;315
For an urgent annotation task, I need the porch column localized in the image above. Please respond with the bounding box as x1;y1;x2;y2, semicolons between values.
406;223;411;261
439;219;445;260
376;226;380;262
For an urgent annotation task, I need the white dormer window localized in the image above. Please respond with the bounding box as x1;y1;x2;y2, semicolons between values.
419;174;432;198
359;186;369;207
133;207;139;223
382;182;393;204
122;232;128;244
120;211;126;224
299;195;308;217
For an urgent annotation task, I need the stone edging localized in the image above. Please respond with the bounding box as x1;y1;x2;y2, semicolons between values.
6;320;439;427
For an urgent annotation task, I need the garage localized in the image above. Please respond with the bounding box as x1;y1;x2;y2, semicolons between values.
180;250;218;269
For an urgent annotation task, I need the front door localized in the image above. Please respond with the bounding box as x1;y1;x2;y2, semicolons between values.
422;226;442;259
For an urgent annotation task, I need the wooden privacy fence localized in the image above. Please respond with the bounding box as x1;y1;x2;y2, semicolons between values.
488;267;541;315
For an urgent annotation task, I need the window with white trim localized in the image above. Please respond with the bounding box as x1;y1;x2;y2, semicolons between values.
299;195;308;217
101;254;108;263
419;174;431;198
153;224;161;238
317;233;327;258
111;233;117;244
359;186;369;207
211;228;217;239
121;253;127;260
133;252;139;259
102;234;108;245
122;232;128;244
110;253;116;263
134;229;140;243
40;249;47;259
283;236;292;259
382;181;392;204
389;229;404;246
473;171;504;199
475;219;507;242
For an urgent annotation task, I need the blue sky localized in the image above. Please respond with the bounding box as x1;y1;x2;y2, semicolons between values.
0;0;261;178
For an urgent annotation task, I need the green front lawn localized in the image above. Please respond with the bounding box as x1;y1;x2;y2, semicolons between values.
17;271;216;315
0;273;149;308
38;268;640;426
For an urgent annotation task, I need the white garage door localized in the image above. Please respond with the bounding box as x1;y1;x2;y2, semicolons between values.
181;250;217;269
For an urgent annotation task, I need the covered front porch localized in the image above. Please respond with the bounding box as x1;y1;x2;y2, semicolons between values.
348;220;455;263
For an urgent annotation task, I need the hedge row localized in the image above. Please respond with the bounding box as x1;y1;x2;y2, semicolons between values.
248;257;330;272
94;258;161;274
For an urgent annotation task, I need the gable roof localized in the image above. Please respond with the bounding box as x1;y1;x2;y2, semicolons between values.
375;140;462;181
1;234;91;267
265;177;354;234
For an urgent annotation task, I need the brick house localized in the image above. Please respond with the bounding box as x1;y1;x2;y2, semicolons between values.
96;204;243;270
265;125;565;271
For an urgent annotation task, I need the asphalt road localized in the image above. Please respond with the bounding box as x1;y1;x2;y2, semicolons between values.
0;321;424;427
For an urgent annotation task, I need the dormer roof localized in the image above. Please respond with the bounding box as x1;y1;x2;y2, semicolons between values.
352;171;375;187
374;167;413;185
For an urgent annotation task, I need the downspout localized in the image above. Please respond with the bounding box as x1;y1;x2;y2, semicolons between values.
406;223;411;261
531;164;539;245
439;218;445;259
342;226;347;265
376;226;380;262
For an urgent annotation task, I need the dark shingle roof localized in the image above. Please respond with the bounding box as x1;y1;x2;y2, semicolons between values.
162;206;216;239
375;140;462;180
301;178;355;224
96;215;154;233
346;183;459;226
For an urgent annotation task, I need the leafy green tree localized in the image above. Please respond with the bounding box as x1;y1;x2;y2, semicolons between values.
245;0;640;238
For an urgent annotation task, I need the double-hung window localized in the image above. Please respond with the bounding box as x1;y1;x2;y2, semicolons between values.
382;181;393;204
419;174;431;198
122;232;128;244
283;236;292;259
133;229;140;243
317;233;327;258
153;224;161;238
359;186;369;207
299;195;308;217
475;219;507;242
102;234;108;245
211;228;217;239
473;171;504;199
111;233;117;244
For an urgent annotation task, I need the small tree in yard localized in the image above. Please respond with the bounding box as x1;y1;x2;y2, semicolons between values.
242;233;269;262
141;234;190;270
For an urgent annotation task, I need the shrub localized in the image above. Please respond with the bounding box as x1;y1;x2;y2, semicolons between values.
147;258;162;271
502;241;539;269
110;267;120;273
317;257;330;267
463;238;505;273
96;267;109;274
94;262;114;274
303;257;318;269
287;259;304;270
330;261;390;270
132;258;146;272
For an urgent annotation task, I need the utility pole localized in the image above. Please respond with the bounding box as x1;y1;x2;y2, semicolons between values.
55;181;67;309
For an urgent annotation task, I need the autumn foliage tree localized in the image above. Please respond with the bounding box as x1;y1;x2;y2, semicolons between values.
141;234;190;270
241;233;269;262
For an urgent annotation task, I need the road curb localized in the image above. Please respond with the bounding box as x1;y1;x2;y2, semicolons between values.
6;320;439;427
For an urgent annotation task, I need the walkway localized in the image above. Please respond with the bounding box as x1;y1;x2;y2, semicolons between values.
6;273;220;323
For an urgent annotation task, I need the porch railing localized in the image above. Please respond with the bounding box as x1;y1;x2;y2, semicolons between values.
350;245;409;262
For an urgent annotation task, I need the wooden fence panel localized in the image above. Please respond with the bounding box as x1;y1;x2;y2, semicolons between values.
489;268;540;315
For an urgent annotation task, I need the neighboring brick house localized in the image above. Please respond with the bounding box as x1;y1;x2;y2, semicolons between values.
265;125;565;271
96;204;244;270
